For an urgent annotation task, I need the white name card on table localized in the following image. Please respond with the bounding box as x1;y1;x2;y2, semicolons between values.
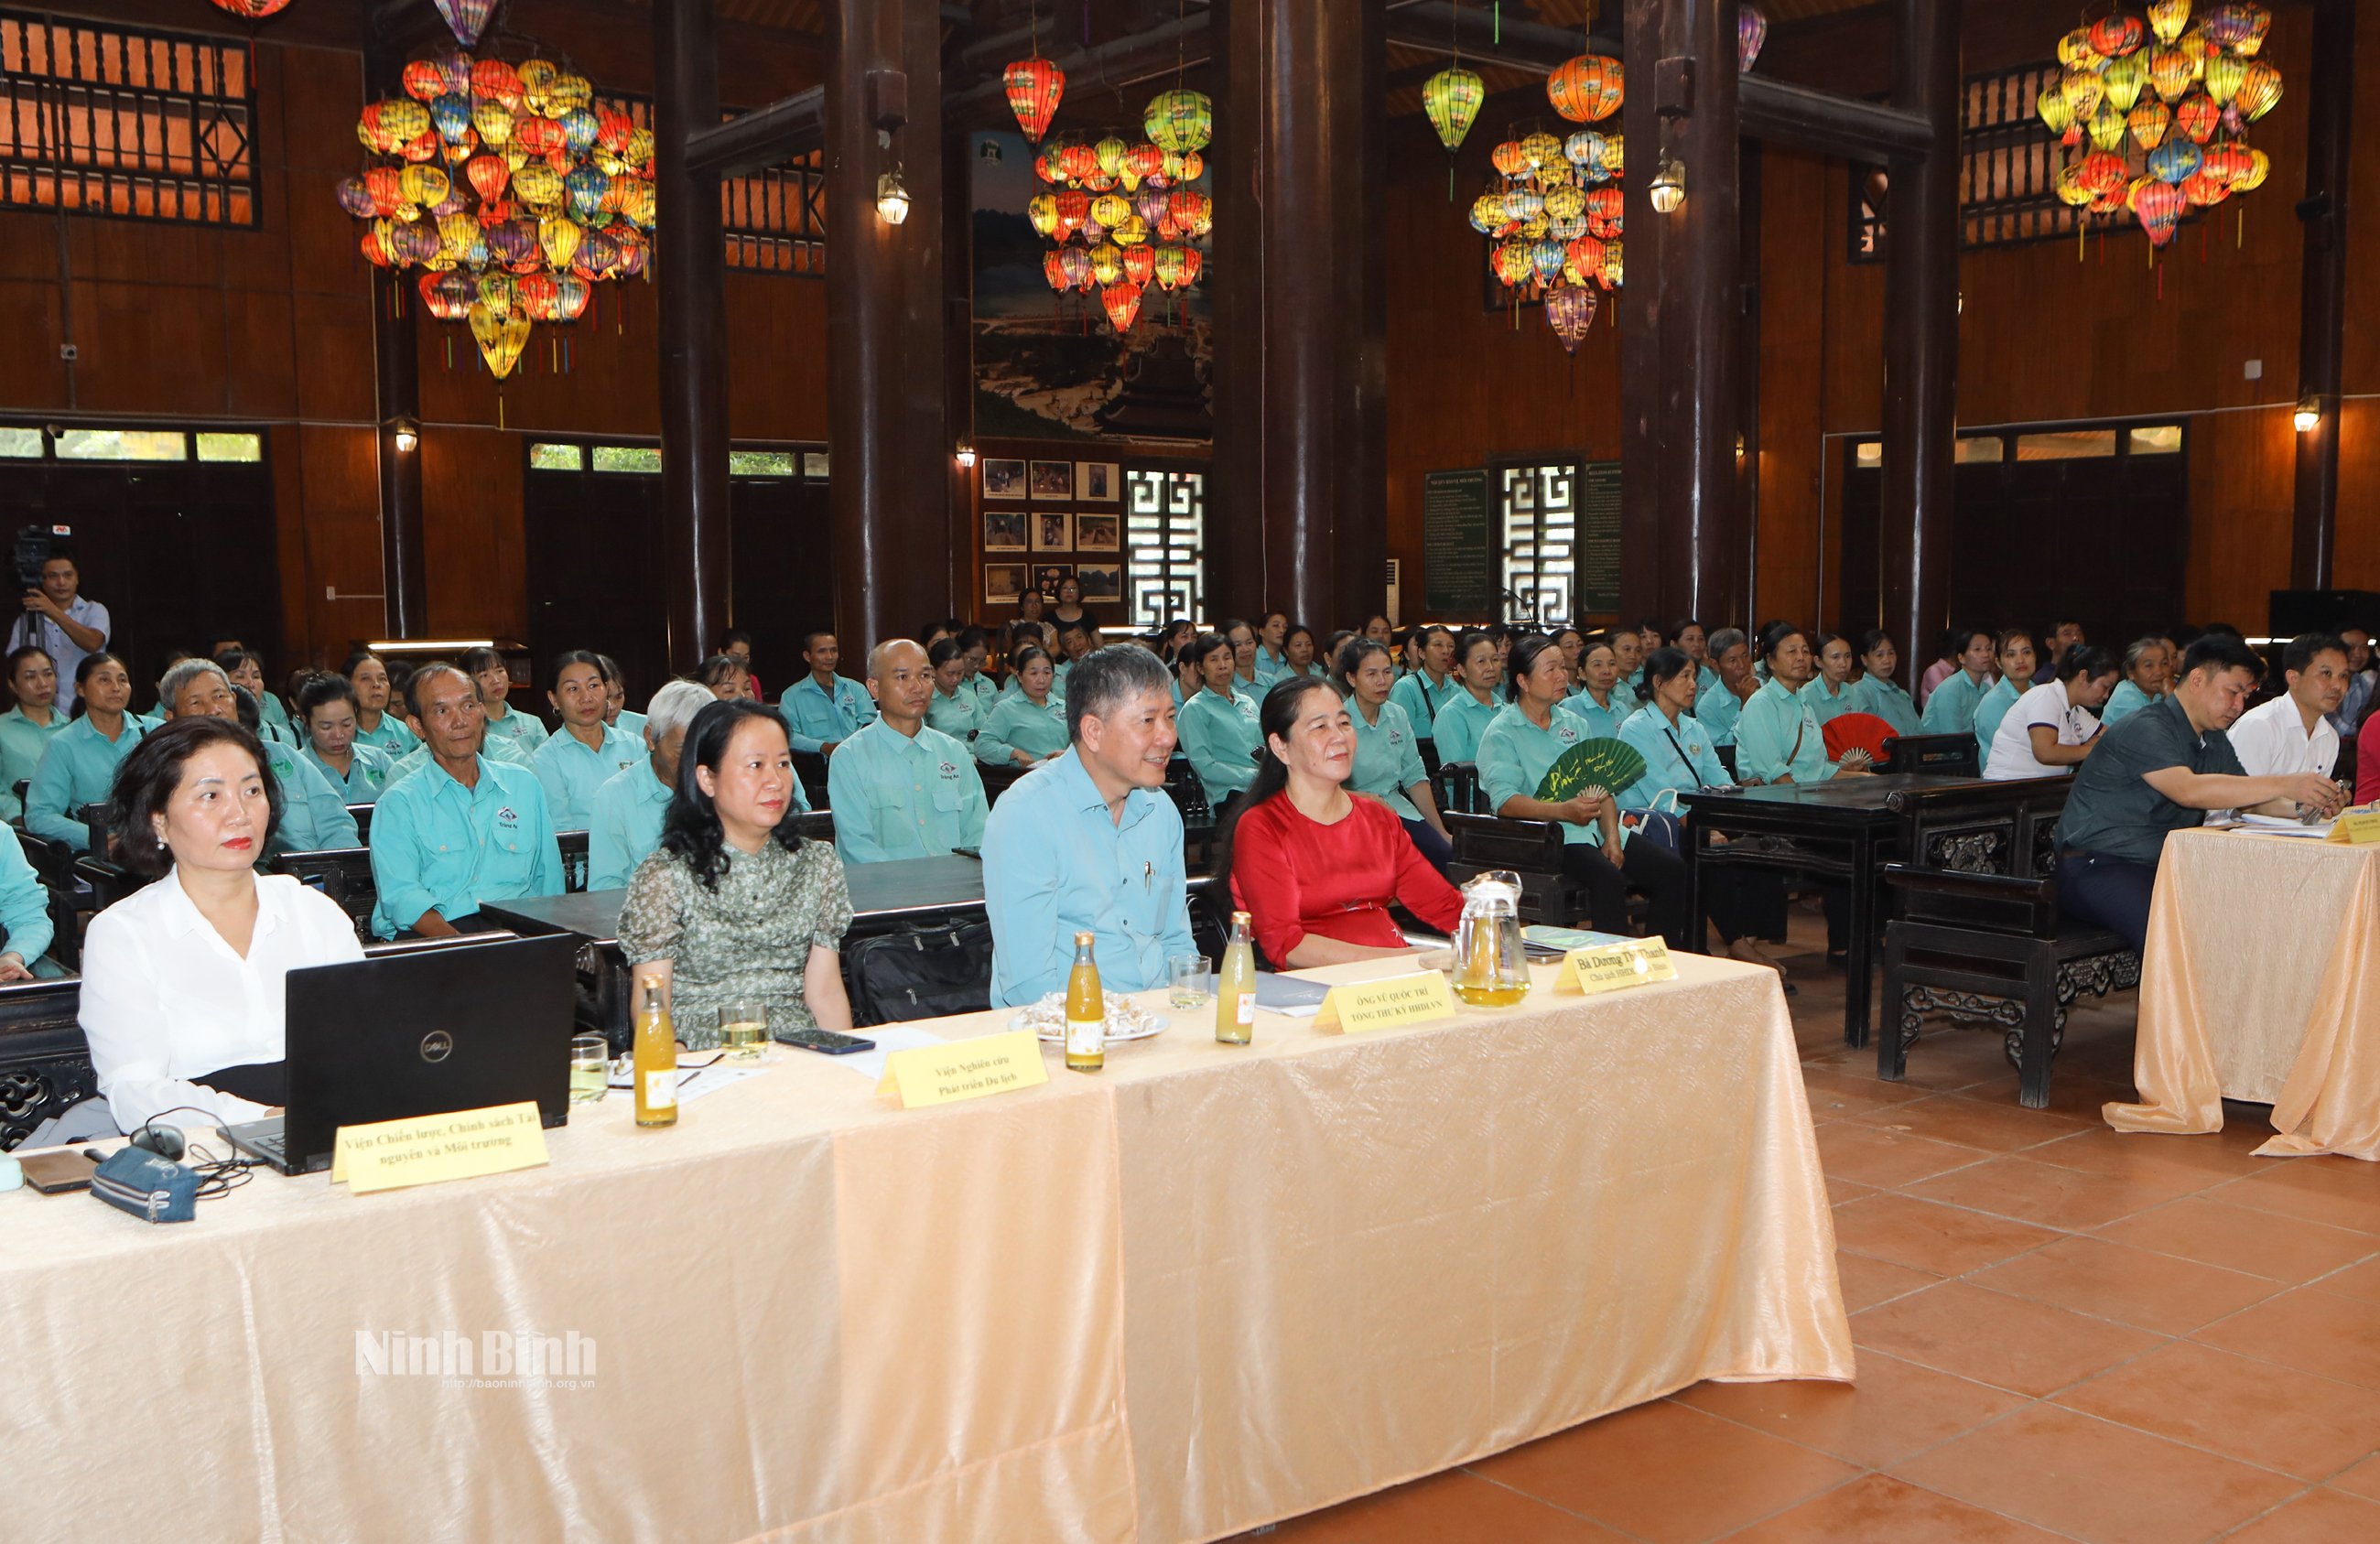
1552;939;1678;996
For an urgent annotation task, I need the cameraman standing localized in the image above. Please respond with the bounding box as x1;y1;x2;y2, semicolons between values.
10;551;108;701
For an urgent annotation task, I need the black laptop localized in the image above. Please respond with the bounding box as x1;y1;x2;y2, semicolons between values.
224;933;578;1175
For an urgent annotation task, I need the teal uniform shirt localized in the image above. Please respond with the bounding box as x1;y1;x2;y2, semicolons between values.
261;740;362;854
368;754;565;938
976;692;1069;766
352;711;420;758
1735;678;1838;785
1176;686;1260;798
1390;669;1458;741
982;749;1195;1007
383;729;534;793
1556;689;1630;742
962;674;1001;717
0;823;53;964
2100;679;2161;727
1850;675;1921;736
533;721;646;830
779;673;876;755
613;709;647;744
827;718;989;865
481;703;549;758
925;685;979;744
27;715;147;850
1619;704;1731;810
1430;689;1504;765
1477;703;1619;848
1348;699;1428;821
0;706;68;821
1972;676;2022;772
1047;659;1076;707
1696;683;1749;748
588;759;672;891
303;741;395;805
1801;677;1862;729
255;692;299;748
1251;644;1290;687
1919;669;1991;737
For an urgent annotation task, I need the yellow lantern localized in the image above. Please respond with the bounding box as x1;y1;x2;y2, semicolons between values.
2037;81;2076;136
1094;136;1129;178
472;100;515;147
2087;99;2128;152
398;164;449;208
468;302;531;381
1089;242;1124;285
538;216;582;270
2061;67;2104;122
1027;192;1059;238
1111;214;1151;247
2056;28;2100;69
2234;60;2282;121
2234;147;2270;191
512;162;564;209
1090;192;1131;228
2101;49;2149;113
1519;130;1563;170
1544;184;1585;222
2202;53;2246;107
2147;0;2191;45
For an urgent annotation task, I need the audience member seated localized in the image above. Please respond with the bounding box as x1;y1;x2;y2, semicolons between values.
779;630;875;755
1736;624;1875;786
828;639;989;865
693;652;748;701
463;645;548;756
297;674;395;804
1250;610;1292;686
1225;617;1263;696
976;644;1068;767
617;699;855;1042
2361;708;2380;804
1972;630;2037;771
78;717;365;1133
590;681;713;891
1176;631;1262;800
1918;626;1996;735
1694;627;1758;747
983;646;1195;1007
1222;676;1463;966
2101;637;2172;727
343;651;422;757
1916;627;1961;708
532;651;645;829
598;653;644;741
1670;619;1725;698
1336;638;1455;873
0;819;51;978
1801;632;1863;727
719;626;763;700
1051;617;1096;701
2033;619;2086;686
9;547;107;701
216;648;296;746
953;626;999;718
2331;625;2372;738
1389;623;1458;745
1169;636;1203;707
0;645;65;821
27;651;146;851
1282;623;1327;681
1559;634;1630;740
1048;576;1097;642
1429;629;1506;764
1610;624;1647;697
1617;648;1776;975
1477;635;1692;948
1985;645;2119;781
2058;634;2346;954
2228;632;2349;783
1848;631;1920;735
925;638;980;742
159;660;358;854
368;664;565;938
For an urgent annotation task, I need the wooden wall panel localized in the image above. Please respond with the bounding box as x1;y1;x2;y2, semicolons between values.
1756;146;1830;625
419;428;528;642
2184;408;2298;627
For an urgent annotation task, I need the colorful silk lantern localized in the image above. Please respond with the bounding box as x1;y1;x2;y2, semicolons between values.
1143;89;1213;153
1054;140;1100;184
431;0;498;48
1100;280;1144;333
1110;214;1151;248
2202;2;2270;53
2146;137;2202;184
2058;28;2101;70
1564;234;1606;284
1027;193;1059;238
468;302;531;380
1124;143;1166;185
1057;247;1093;290
2147;0;2192;45
1053;187;1089;241
1489;139;1530;178
2202;53;2247;107
1599;239;1624;288
1546;55;1624;124
1491;240;1534;287
1166;189;1212;236
336;176;376;219
1423;66;1485;152
1003;57;1065;143
2234;59;2281;120
2127;100;2172;150
1090;191;1131;229
418;271;476;320
1584;187;1624;240
1519;131;1563;170
2087;99;2128;153
2179;169;2230;207
1738;6;1769;72
2148;48;2197;103
2200;142;2256;185
1501;186;1545;224
2054;164;2093;206
2234;147;2270;191
2038;82;2076;138
2061;66;2104;123
2175;93;2220;143
210;0;292;16
1543;184;1585;223
2078;149;2130;196
1043;250;1071;293
514;272;560;323
1545;285;1598;352
537;216;582;271
1122;245;1156;286
2134;178;2185;245
2089;14;2145;58
1088;243;1124;286
1468;192;1509;235
2102;50;2150;113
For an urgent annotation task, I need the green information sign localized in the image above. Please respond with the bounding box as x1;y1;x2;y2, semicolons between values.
1423;469;1493;615
1576;461;1622;617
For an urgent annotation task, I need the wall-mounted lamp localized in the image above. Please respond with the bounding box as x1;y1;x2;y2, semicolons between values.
1734;434;1747;462
391;417;419;454
1650;158;1687;214
955;442;978;470
2295;394;2322;433
876;168;911;225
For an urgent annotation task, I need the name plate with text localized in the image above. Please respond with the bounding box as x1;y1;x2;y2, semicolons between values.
1552;939;1678;996
2328;805;2380;845
1314;971;1460;1035
876;1031;1050;1108
330;1101;550;1194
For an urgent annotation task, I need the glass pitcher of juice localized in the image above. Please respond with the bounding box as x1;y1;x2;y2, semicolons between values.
1451;869;1531;1007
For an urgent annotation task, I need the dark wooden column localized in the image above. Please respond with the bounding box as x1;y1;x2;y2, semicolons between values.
1210;0;1386;631
362;13;426;638
1620;0;1743;626
655;0;732;669
1878;0;1960;680
825;0;949;653
2292;0;2355;589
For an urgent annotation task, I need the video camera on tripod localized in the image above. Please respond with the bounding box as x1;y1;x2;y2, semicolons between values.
16;524;71;593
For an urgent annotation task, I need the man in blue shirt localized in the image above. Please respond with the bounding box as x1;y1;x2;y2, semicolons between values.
828;640;988;864
588;680;723;889
983;644;1195;1006
368;664;565;938
778;630;876;756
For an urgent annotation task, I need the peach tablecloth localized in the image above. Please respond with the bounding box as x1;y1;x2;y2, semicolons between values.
0;952;1850;1543
2105;829;2380;1160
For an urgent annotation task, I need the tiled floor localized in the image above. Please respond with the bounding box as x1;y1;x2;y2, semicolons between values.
1244;917;2380;1544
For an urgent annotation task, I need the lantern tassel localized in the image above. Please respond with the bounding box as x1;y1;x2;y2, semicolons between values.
2237;207;2245;248
1493;2;1500;43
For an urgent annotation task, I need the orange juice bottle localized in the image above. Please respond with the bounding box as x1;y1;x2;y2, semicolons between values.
1064;932;1105;1073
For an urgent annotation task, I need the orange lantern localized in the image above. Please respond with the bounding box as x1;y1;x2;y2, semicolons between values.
1583;187;1624;240
1547;55;1625;124
1053;188;1089;241
1044;251;1071;293
2088;14;2145;57
1489;140;1531;178
1003;57;1065;143
2234;59;2281;121
1123;245;1156;286
2127;100;2172;150
2175;93;2220;143
1101;280;1144;332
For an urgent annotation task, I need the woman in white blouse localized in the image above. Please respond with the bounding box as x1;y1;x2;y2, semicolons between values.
1985;645;2121;782
79;716;363;1134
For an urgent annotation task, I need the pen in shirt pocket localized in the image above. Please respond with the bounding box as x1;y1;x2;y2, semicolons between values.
1142;860;1152;890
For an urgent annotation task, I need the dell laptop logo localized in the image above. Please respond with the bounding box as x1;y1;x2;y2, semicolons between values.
419;1031;455;1064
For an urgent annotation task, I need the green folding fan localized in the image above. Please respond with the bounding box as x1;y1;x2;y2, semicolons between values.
1535;738;1649;802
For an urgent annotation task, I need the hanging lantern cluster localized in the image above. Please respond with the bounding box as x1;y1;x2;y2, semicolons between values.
2034;2;2279;250
1461;50;1626;355
1023;86;1214;336
338;49;657;380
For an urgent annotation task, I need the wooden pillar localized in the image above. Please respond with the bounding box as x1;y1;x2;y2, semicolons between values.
655;0;732;670
2292;0;2354;588
362;16;427;639
1878;0;1960;685
1211;0;1386;632
826;0;950;654
1620;0;1743;627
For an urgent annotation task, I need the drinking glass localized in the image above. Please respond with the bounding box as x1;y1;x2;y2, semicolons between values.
569;1033;610;1104
1167;953;1210;1010
718;1001;769;1061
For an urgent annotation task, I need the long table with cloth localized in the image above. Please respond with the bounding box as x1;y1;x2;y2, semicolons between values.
2105;827;2380;1160
0;951;1851;1541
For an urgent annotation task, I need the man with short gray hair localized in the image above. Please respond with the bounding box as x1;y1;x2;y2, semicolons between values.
985;644;1194;1006
588;679;742;890
828;638;988;865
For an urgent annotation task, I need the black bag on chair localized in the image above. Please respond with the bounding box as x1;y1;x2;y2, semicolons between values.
842;920;997;1027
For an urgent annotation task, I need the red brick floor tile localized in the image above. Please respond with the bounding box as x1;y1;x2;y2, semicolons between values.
2212;1161;2380;1237
2053;1339;2380;1481
1801;1066;1932;1122
1850;1094;2096;1155
2024;1123;2272;1182
1832;1251;1942;1313
1830;1193;2061;1277
2192;1286;2380;1391
2332;1454;2380;1501
1814;1121;1992;1189
1906;1154;2212;1232
1260;1466;1631;1543
1826;1175;1878;1207
2094;1194;2380;1283
1715;1474;2072;1543
1851;1280;2164;1397
2314;1255;2380;1303
1672;1349;2024;1469
1967;1235;2287;1334
2218;1487;2380;1544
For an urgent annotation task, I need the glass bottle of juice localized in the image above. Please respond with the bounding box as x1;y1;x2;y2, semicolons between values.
633;982;678;1128
1065;931;1105;1073
1216;911;1255;1045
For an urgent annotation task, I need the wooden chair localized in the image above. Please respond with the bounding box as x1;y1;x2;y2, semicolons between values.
1877;778;2137;1108
1444;812;1589;927
557;830;590;892
345;803;375;842
978;762;1028;805
0;978;93;1151
1882;731;1981;779
1433;760;1483;816
270;847;380;944
792;749;830;814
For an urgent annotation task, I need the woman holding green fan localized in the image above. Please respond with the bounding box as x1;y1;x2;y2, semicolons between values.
1476;635;1693;949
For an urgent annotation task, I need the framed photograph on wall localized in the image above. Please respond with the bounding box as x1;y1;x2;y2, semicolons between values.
1076;461;1120;502
1032;510;1073;551
981;459;1027;499
1075;563;1123;604
1033;563;1074;598
1074;513;1120;552
984;563;1028;604
983;509;1028;552
1029;459;1075;499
